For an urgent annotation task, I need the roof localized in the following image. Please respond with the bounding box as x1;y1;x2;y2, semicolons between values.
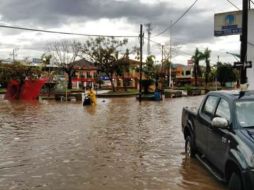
70;58;97;69
208;90;254;101
128;59;145;66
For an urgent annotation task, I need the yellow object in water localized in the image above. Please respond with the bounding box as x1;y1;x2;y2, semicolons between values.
87;89;96;105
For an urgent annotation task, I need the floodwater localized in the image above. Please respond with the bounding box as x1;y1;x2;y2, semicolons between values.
0;95;226;190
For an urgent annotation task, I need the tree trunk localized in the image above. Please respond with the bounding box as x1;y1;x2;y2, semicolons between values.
110;78;115;92
194;64;198;87
123;78;128;92
205;73;208;88
67;73;72;89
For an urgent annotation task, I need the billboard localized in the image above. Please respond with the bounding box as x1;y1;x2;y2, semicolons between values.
32;58;43;65
214;11;242;36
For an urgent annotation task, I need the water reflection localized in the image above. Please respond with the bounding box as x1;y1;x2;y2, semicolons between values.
0;96;226;190
85;105;97;115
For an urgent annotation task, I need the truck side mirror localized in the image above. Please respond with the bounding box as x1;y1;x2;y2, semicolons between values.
212;117;229;129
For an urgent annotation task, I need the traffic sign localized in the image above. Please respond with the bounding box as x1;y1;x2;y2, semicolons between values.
233;61;252;68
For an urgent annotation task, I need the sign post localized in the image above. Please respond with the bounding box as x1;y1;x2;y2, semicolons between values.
214;8;254;89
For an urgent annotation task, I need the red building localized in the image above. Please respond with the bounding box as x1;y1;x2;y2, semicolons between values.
71;59;98;89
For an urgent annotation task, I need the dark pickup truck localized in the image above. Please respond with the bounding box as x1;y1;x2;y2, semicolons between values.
182;91;254;190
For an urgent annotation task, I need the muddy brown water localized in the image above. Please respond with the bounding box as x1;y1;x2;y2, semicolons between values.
0;95;226;190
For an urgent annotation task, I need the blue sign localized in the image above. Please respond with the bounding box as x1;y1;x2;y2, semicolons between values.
100;76;109;80
225;15;235;25
214;28;242;36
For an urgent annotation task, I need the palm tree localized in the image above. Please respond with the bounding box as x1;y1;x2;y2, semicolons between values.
203;48;211;88
192;48;203;86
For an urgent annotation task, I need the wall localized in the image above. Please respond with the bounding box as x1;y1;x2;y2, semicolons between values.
247;10;254;89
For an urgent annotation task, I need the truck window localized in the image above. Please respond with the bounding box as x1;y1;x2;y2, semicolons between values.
236;101;254;128
215;99;231;121
202;96;219;117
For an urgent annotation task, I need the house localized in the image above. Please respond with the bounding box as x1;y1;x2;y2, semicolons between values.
105;58;142;89
115;59;141;89
172;63;194;86
70;58;144;90
70;58;98;89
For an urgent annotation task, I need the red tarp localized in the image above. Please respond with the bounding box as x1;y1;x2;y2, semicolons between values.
5;79;47;100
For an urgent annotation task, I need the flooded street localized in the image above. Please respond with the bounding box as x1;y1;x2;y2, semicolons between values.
0;95;226;190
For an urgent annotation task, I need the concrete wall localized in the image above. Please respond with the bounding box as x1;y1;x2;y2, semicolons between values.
247;10;254;89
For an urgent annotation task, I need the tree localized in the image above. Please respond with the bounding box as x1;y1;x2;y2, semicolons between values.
82;37;128;92
48;40;82;89
142;55;163;91
162;45;174;87
192;48;203;86
0;62;42;98
41;53;52;66
143;55;156;80
217;63;237;86
203;48;211;88
115;49;130;91
162;59;171;87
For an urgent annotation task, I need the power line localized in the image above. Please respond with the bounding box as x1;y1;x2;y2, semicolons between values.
0;24;138;38
225;0;241;10
149;38;162;46
153;0;199;38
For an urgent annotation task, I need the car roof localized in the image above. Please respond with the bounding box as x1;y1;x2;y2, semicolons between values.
208;90;254;101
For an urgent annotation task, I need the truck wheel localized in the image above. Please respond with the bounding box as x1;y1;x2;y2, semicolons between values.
185;136;195;158
228;172;243;190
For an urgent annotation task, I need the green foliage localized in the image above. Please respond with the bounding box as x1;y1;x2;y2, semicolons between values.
184;84;193;92
143;55;158;80
192;48;203;86
217;63;237;86
203;48;211;87
0;62;42;87
191;47;212;87
82;37;128;92
141;79;154;94
41;53;52;65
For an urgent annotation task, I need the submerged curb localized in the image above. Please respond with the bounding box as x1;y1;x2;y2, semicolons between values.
96;93;139;98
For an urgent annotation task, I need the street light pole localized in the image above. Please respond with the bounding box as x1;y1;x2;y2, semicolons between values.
240;0;249;85
216;56;219;91
139;24;144;102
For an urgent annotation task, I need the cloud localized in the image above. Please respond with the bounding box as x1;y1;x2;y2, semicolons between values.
0;0;170;25
0;0;211;42
0;0;243;62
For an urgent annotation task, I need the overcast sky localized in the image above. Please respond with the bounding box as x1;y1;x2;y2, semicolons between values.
0;0;246;65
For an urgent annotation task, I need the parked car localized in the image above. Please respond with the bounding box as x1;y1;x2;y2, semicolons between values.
182;90;254;190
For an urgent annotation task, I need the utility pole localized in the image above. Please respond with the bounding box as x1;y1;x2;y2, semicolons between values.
146;23;151;56
161;45;164;64
139;24;144;102
161;44;164;78
240;0;249;85
169;20;173;88
10;48;18;63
